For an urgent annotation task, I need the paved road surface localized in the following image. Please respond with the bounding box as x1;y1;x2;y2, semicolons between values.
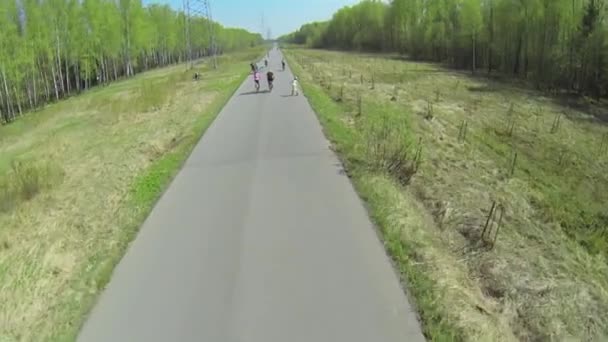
78;50;426;342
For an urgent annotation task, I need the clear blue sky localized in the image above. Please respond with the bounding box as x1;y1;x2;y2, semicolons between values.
143;0;359;38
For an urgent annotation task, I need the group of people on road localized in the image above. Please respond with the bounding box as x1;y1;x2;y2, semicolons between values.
250;62;273;93
250;53;298;96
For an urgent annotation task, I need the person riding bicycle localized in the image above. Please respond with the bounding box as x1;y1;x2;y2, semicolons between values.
253;70;261;91
266;71;275;91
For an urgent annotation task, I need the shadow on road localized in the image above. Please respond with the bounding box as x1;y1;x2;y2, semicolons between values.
240;90;270;96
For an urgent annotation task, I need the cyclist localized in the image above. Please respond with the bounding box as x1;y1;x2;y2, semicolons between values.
266;71;275;92
253;70;261;92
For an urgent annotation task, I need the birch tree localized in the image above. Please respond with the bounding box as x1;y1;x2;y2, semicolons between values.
0;0;262;124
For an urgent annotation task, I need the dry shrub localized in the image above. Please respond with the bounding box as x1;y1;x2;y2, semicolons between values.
134;73;182;112
359;107;418;184
0;160;64;213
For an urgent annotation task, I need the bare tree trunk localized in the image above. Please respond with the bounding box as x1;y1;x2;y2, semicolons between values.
13;86;23;116
75;62;81;92
488;0;494;74
99;54;108;83
522;4;529;78
105;58;110;83
538;20;548;88
113;59;118;80
65;58;71;95
37;57;50;102
32;70;37;107
55;32;65;95
569;0;576;89
0;92;4;123
101;56;108;84
125;57;133;77
1;67;14;120
472;34;477;74
124;14;133;77
514;34;523;75
0;88;5;123
85;59;89;90
26;79;33;110
51;63;60;100
41;69;50;102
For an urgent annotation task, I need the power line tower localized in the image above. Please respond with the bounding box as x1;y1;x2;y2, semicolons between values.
261;12;264;34
183;0;218;69
182;0;192;69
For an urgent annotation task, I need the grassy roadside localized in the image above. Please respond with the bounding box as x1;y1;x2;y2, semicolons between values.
0;48;262;341
284;48;608;341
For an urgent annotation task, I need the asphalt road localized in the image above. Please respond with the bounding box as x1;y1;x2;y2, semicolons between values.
77;49;426;342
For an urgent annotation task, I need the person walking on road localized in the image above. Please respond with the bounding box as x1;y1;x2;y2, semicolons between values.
291;76;299;96
253;70;261;92
264;59;268;68
250;62;257;72
282;59;286;71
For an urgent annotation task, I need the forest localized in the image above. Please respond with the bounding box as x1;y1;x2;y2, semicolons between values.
280;0;608;99
0;0;262;124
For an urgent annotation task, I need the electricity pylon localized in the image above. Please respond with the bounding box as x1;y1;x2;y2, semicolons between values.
183;0;218;69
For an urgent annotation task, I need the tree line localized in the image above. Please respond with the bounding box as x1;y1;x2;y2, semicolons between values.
280;0;608;99
0;0;262;124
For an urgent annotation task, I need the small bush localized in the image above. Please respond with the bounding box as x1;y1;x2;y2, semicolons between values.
0;160;64;213
13;161;43;200
360;108;418;184
135;78;176;112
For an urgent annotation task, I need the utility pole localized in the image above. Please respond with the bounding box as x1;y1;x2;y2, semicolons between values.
184;0;218;69
261;12;265;39
203;0;218;69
